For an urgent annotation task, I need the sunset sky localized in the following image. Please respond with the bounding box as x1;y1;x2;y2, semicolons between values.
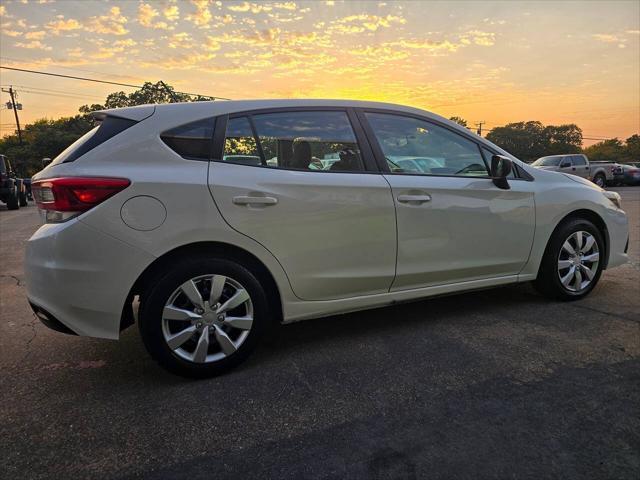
1;0;638;144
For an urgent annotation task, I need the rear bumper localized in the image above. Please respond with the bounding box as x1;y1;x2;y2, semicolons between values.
29;302;78;335
24;218;155;339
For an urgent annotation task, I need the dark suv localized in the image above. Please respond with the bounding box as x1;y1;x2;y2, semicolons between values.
0;154;27;210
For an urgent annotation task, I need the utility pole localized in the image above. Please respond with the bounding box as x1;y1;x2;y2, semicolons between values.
475;121;485;137
2;86;23;144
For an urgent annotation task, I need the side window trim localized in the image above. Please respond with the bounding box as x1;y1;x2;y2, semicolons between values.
217;107;376;174
211;114;227;161
246;115;267;166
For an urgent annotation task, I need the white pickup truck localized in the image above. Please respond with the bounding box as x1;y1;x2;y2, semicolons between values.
531;154;621;187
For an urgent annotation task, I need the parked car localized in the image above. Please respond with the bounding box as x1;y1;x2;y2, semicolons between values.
22;178;33;201
531;154;618;187
26;100;629;378
620;163;640;186
0;154;27;209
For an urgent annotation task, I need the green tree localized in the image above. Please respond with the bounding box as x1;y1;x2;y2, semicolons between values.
582;138;625;163
79;81;209;114
449;116;468;128
623;134;640;162
486;121;582;162
544;124;583;155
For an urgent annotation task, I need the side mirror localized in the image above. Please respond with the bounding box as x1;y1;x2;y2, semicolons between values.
560;161;571;168
42;158;51;167
491;155;512;190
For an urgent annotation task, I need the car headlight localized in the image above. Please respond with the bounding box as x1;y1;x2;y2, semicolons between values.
603;191;622;209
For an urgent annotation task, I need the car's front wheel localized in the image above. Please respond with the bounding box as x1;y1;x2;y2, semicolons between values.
139;257;270;378
534;218;604;300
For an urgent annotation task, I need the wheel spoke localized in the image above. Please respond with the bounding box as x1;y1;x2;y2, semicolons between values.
573;267;583;290
574;231;583;251
167;325;197;350
181;280;204;309
582;252;599;263
561;266;576;287
558;259;573;269
214;325;237;355
562;241;576;256
580;263;595;281
209;275;226;306
218;288;250;314
582;235;595;252
224;315;253;330
193;327;210;363
163;305;200;321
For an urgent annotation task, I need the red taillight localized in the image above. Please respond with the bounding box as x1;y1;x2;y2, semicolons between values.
32;177;130;221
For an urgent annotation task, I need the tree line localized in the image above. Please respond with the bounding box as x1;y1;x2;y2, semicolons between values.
0;82;637;177
449;116;639;164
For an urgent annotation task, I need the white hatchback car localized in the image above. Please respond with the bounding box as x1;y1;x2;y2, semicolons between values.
26;100;629;377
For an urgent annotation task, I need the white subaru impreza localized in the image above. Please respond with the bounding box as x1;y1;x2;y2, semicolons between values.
26;100;629;377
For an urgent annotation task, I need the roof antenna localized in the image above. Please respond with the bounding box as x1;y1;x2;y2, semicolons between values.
159;80;180;103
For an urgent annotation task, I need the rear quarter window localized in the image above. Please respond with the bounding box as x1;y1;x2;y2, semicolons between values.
161;117;215;160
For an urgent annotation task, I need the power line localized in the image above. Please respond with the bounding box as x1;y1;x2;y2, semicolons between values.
1;84;105;100
0;66;231;100
0;56;146;82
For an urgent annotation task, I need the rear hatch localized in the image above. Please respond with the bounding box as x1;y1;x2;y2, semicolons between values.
38;105;155;173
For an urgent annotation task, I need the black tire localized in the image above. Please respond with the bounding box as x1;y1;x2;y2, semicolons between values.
18;191;28;207
593;173;606;188
5;192;19;210
533;218;604;301
138;256;270;378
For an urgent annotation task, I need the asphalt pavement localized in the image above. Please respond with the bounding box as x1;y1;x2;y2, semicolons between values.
1;188;638;479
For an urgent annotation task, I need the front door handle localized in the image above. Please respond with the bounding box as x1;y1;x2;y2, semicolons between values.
397;194;431;204
232;196;278;206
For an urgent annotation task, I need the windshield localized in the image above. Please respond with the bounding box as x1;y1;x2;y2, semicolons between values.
532;156;561;166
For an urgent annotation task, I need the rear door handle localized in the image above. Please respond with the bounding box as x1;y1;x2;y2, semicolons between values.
397;194;431;204
232;196;278;206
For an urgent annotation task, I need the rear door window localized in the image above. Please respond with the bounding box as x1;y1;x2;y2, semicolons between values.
223;117;261;166
222;111;364;172
572;155;587;166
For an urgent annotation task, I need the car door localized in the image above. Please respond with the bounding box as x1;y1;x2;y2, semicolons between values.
359;110;535;291
558;155;575;175
208;108;397;301
571;155;590;179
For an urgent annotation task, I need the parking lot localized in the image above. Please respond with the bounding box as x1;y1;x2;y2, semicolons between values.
1;187;638;479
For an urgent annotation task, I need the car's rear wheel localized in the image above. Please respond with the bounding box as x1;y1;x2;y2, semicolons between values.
139;257;269;378
18;191;28;207
593;173;606;188
534;218;604;300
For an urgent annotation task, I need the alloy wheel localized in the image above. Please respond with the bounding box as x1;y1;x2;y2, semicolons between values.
161;274;254;363
557;230;600;293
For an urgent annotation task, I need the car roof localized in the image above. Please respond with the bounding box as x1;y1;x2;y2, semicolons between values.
98;98;453;125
